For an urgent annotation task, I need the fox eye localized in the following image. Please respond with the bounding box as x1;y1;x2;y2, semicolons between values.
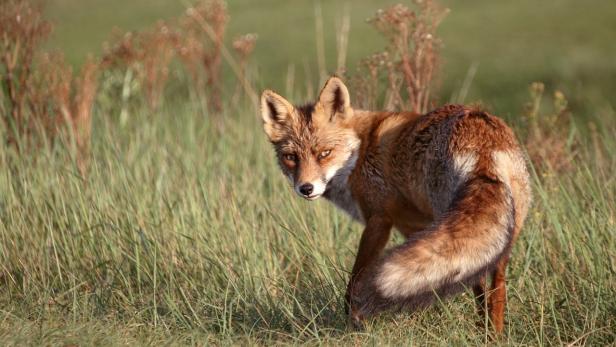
318;149;332;160
283;153;297;162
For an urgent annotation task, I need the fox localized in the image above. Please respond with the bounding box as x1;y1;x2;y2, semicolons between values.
259;76;531;334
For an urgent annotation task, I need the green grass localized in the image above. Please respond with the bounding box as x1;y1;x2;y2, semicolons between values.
2;0;616;345
0;98;614;345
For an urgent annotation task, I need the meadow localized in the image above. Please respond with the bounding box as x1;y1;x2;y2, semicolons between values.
1;0;615;345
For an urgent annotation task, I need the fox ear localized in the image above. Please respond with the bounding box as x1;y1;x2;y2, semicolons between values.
260;90;295;140
316;76;352;121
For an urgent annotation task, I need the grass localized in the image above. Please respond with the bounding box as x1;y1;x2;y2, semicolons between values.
2;0;616;345
0;97;614;345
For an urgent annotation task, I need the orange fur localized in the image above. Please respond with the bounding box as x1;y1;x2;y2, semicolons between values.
260;77;531;334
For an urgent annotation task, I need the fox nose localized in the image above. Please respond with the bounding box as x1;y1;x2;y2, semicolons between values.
299;183;314;196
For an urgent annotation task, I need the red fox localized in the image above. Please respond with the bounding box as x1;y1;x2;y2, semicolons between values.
260;77;531;334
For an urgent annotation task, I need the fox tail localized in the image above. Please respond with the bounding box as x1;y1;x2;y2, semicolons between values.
353;171;515;317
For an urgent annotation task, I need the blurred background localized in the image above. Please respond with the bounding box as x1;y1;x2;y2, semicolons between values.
45;0;616;114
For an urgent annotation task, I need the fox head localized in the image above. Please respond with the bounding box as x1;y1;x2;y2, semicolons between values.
260;77;360;200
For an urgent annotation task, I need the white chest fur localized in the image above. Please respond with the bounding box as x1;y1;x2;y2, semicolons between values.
324;153;364;224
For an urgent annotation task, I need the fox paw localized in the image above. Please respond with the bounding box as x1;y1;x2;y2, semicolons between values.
347;307;366;330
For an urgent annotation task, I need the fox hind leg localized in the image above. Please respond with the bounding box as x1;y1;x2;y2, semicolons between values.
472;257;509;335
489;255;510;334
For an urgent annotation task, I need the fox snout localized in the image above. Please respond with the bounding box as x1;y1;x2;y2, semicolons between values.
298;183;313;196
294;179;326;200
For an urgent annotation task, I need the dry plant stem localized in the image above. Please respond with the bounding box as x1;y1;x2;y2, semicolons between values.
285;64;295;97
302;59;315;101
141;22;176;111
0;1;100;174
101;23;177;112
456;62;479;104
182;1;226;114
175;1;228;114
188;6;259;111
385;60;403;110
589;122;606;174
524;82;574;174
0;0;52;148
231;33;257;104
336;3;351;76
314;1;327;84
70;58;98;176
357;1;447;113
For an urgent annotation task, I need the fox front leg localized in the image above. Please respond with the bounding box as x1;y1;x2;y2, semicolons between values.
345;217;392;323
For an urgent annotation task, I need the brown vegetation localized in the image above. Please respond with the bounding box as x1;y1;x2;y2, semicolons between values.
231;33;257;103
2;0;578;180
178;0;228;113
523;82;575;174
352;1;448;113
2;0;257;174
0;0;97;174
102;0;251;114
102;22;178;111
0;0;52;147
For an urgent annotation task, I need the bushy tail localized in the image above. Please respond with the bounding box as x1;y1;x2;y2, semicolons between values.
354;175;515;316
